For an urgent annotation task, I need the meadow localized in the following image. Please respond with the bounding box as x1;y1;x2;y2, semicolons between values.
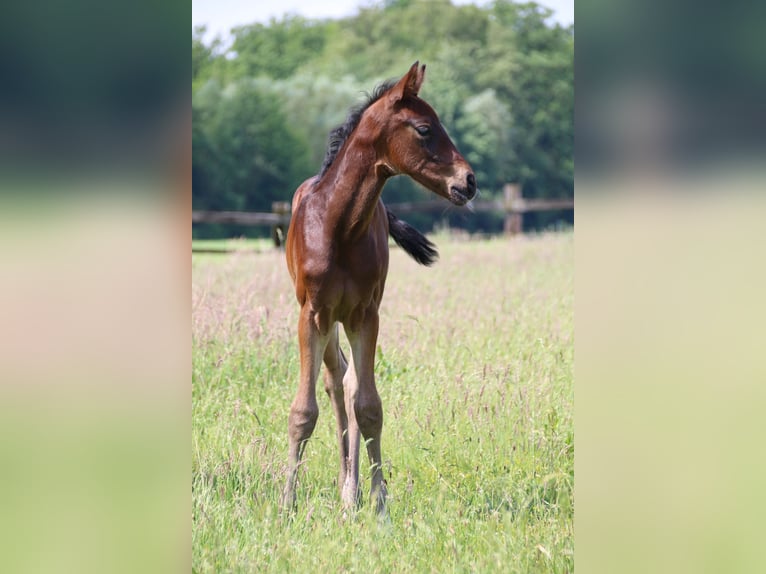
192;232;573;573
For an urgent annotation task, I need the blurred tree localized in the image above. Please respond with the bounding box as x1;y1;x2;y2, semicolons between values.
456;89;513;193
228;16;331;79
192;79;311;238
192;26;229;92
192;27;212;84
270;74;362;170
480;1;574;227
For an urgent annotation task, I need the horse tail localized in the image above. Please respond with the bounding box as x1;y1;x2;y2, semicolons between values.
386;207;438;266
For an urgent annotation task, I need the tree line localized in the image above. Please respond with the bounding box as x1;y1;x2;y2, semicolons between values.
192;0;573;238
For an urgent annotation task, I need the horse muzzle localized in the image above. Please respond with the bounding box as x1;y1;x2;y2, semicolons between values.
448;172;477;205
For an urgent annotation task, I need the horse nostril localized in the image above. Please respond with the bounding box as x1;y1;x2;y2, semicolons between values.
466;173;476;197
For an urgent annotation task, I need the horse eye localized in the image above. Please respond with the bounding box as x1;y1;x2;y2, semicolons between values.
415;125;431;136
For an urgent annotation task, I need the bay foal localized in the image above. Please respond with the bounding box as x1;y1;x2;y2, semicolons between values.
283;62;476;513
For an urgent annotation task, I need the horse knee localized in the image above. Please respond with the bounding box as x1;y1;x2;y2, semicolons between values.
355;397;383;438
288;403;318;442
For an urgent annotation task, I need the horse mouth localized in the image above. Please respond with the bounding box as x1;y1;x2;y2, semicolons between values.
449;187;471;206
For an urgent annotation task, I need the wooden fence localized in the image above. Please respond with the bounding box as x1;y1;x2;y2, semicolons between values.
192;201;292;247
192;184;573;248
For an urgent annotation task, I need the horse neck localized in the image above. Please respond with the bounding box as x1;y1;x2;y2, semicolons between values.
321;135;391;241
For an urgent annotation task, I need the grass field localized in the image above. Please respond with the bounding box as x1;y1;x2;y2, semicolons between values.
192;232;573;573
192;237;276;253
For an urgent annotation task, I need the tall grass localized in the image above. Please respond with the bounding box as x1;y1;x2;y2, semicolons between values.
192;233;573;573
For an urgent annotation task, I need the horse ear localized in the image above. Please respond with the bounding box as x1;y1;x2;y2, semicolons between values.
390;61;426;102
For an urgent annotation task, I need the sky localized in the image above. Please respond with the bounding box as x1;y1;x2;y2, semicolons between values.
193;0;573;44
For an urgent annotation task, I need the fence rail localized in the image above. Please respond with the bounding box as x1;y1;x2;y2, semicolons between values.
192;184;573;247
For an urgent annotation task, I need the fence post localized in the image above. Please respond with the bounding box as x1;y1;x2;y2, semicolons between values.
271;201;291;247
503;183;522;236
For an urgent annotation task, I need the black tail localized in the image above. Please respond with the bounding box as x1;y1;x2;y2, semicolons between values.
386;207;438;266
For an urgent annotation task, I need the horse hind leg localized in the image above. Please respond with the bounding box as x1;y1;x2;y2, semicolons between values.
282;305;329;511
323;324;349;496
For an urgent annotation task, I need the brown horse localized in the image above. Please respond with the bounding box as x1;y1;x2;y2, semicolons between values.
283;62;476;513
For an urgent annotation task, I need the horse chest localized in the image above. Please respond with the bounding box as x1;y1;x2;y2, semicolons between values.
298;247;386;327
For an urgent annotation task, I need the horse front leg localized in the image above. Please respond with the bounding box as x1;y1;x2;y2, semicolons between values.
323;324;350;497
343;308;387;514
340;353;362;511
282;305;328;511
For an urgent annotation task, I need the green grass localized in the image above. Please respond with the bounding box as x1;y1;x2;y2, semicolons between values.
192;233;573;573
192;237;276;253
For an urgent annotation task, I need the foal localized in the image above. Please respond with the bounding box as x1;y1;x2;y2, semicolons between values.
283;62;476;513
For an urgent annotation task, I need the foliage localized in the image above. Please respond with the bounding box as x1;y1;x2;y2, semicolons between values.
192;0;573;238
228;16;334;80
192;79;311;238
478;2;574;228
269;74;363;169
192;234;574;571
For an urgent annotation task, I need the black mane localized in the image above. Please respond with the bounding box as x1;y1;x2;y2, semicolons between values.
318;79;396;178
